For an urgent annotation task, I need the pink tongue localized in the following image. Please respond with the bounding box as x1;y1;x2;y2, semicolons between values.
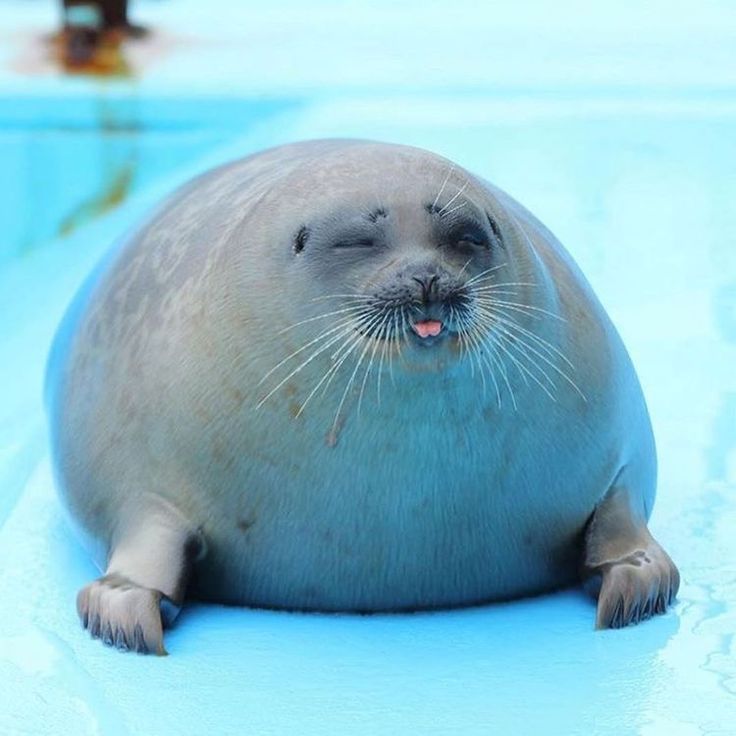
412;320;443;338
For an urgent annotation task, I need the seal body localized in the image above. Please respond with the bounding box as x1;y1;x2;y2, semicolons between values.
46;140;678;652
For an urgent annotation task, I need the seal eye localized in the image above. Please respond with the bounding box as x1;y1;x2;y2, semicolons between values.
440;219;491;251
456;233;488;248
449;226;490;250
333;238;376;249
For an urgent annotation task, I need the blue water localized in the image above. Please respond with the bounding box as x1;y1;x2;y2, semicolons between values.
1;3;736;734
0;96;298;256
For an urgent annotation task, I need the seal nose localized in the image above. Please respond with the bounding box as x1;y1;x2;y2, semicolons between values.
412;274;440;304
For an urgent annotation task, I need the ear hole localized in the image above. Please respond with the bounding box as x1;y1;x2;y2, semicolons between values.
294;225;309;255
486;212;503;245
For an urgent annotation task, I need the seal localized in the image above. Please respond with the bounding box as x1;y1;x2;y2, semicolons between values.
46;139;679;654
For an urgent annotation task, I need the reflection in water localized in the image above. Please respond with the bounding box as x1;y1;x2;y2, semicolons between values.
57;159;135;239
56;0;148;77
54;28;132;77
17;93;140;253
43;6;140;239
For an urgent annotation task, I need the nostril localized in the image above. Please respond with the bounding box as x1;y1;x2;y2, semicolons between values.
411;276;427;301
412;275;440;301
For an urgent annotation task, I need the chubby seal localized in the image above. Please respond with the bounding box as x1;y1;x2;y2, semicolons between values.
46;139;679;654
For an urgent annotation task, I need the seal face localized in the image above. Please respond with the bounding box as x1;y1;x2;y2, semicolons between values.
260;182;509;424
46;140;679;654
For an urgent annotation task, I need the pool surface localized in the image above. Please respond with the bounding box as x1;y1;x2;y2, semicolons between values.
0;95;299;257
1;2;735;734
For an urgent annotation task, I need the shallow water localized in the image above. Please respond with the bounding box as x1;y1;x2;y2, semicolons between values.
1;2;735;734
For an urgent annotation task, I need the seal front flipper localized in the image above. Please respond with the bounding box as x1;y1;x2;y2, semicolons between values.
582;486;679;629
76;503;205;655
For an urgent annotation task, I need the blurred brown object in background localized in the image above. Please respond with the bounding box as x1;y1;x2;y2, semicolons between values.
60;0;147;72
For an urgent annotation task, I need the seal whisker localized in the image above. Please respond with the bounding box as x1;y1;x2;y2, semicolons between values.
386;307;402;386
473;327;507;409
491;332;530;390
489;314;587;401
296;310;386;417
257;313;370;389
296;335;359;417
438;180;469;216
371;310;391;404
440;202;467;219
479;305;585;402
328;310;388;430
374;313;394;403
485;336;517;410
474;297;545;322
484;349;503;408
493;325;559;392
393;305;408;365
486;309;576;369
473;295;567;322
297;333;360;416
474;303;560;381
467;288;521;299
376;312;393;402
431;164;456;210
471;309;530;372
477;326;507;407
358;310;392;414
476;299;546;324
399;305;412;361
506;209;546;268
278;305;373;334
474;301;575;372
459;314;493;398
470;281;536;291
448;303;472;372
492;330;558;402
257;310;375;407
463;263;508;286
257;323;361;409
323;308;385;378
474;338;490;399
333;329;378;421
457;256;474;280
310;293;376;303
465;309;510;407
461;311;486;391
454;306;478;376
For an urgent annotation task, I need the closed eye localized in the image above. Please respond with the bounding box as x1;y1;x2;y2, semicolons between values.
456;233;488;247
449;226;490;249
333;238;376;248
437;216;492;250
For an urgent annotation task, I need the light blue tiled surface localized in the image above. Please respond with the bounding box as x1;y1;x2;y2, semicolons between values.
1;2;735;734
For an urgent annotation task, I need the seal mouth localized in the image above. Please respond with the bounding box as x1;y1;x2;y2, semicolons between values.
354;317;449;345
409;319;445;346
411;319;443;338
